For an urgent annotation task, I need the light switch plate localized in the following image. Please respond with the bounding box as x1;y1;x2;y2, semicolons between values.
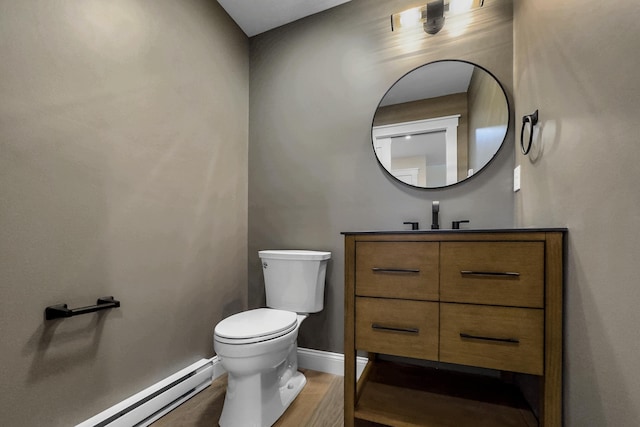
514;165;521;192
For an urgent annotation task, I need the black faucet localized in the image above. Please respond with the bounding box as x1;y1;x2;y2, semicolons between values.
403;221;419;230
452;220;470;229
431;201;439;230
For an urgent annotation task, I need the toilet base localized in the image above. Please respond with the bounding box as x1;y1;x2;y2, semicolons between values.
219;355;307;427
279;370;306;410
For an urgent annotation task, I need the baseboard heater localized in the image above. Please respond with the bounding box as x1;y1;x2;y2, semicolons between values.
76;358;215;427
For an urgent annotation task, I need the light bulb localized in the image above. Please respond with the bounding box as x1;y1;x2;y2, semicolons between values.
449;0;474;14
399;7;422;27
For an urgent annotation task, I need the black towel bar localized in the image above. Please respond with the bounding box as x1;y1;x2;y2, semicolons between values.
45;296;120;320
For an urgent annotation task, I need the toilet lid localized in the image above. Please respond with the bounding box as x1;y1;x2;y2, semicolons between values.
214;308;297;342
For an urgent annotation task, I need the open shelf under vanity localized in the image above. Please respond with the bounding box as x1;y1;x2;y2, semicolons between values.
355;360;537;427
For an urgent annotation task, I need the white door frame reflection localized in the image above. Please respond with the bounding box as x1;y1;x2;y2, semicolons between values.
372;115;461;187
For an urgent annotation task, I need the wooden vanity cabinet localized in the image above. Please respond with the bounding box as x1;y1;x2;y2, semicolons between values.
343;230;565;427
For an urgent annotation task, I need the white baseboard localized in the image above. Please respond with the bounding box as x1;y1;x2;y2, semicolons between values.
76;349;362;426
297;347;369;380
211;355;226;380
211;347;367;379
76;358;221;427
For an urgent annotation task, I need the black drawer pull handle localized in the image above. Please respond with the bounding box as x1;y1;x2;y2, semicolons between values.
45;296;120;320
372;324;419;334
372;268;420;274
460;270;520;277
460;333;519;344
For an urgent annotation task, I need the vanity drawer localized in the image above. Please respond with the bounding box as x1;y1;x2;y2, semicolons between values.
440;241;544;308
356;297;439;360
440;303;543;375
356;241;439;300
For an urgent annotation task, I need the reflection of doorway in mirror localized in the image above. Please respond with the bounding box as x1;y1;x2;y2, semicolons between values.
372;115;460;187
391;168;420;186
391;132;444;187
374;138;392;170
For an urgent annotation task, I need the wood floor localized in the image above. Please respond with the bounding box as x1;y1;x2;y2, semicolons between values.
150;369;345;427
150;365;535;427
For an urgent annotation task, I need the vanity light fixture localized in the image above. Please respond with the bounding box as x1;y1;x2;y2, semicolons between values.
391;0;484;35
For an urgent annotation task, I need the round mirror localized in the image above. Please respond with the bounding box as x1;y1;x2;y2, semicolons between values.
372;60;510;189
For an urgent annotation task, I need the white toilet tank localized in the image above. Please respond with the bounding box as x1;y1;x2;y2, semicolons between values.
259;250;331;314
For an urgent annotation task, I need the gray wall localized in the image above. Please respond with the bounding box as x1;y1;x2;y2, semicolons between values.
514;1;640;425
249;0;515;352
8;1;636;425
0;1;248;425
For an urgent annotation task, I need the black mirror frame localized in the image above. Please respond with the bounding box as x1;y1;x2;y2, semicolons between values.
371;59;511;190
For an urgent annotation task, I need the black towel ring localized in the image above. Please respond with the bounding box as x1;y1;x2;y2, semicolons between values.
520;109;538;155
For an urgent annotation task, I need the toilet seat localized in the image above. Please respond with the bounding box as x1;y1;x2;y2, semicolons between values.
214;308;298;345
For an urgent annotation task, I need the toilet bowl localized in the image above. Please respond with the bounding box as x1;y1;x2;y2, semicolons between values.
213;249;331;427
214;309;307;427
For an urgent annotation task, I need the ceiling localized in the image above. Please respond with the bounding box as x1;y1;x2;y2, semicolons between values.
217;0;352;37
379;61;475;107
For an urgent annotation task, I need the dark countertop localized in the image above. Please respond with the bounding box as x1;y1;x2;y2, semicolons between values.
341;228;567;235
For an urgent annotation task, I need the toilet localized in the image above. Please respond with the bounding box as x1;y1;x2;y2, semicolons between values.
213;249;331;427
